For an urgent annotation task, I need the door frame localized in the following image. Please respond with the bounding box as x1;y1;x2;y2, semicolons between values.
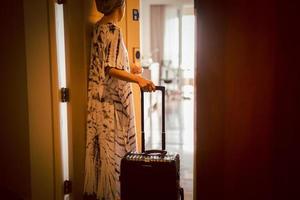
48;1;66;200
48;0;78;199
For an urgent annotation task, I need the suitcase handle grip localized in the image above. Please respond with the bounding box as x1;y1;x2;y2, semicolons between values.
144;150;167;157
141;86;166;152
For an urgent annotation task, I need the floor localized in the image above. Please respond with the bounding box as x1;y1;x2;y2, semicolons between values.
144;87;194;200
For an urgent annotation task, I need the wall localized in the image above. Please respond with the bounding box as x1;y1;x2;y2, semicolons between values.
195;0;300;199
23;0;55;199
125;0;143;151
0;1;31;199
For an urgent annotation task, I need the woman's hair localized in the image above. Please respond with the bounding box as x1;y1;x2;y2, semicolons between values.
96;0;125;15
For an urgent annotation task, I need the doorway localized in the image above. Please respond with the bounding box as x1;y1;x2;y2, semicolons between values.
49;0;196;199
140;1;195;199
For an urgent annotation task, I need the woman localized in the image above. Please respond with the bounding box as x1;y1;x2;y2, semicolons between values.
84;0;155;199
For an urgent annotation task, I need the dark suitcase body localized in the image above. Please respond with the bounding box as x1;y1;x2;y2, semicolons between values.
120;86;183;200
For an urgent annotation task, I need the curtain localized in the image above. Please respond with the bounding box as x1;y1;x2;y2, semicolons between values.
150;5;165;64
163;5;179;68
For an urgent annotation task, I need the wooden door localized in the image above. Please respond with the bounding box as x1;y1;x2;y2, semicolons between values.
194;0;300;199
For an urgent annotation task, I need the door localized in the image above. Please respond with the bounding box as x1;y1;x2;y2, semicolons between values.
194;0;300;199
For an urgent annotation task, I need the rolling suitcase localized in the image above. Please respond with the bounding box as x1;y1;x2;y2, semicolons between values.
120;86;184;200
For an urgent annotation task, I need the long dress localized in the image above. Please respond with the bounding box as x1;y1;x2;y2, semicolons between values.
84;22;136;200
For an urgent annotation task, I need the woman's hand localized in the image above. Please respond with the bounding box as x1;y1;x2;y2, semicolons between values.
131;62;143;74
136;76;156;92
108;68;155;92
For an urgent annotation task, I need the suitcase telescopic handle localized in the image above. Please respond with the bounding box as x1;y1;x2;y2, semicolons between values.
141;86;166;153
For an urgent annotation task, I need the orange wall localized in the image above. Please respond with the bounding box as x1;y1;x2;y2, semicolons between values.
125;0;142;152
125;0;140;63
195;0;300;199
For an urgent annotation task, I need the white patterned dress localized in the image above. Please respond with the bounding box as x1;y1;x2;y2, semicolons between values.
84;22;136;200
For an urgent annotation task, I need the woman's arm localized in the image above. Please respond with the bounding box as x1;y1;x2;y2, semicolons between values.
108;68;156;92
130;62;143;74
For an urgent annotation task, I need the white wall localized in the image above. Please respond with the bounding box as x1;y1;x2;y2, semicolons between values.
140;0;193;60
